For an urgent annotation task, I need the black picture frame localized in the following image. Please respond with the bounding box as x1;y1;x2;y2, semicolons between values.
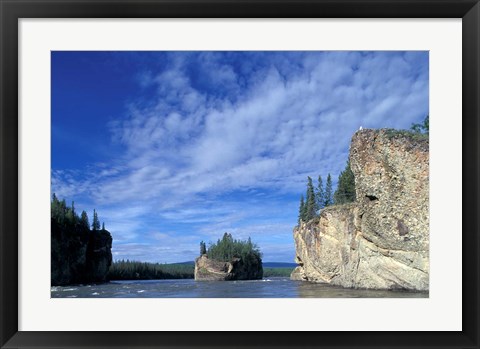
1;1;479;348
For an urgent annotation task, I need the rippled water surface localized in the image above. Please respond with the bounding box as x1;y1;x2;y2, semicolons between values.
51;277;428;298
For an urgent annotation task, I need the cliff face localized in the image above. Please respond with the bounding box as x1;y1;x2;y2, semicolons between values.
292;129;429;291
194;255;263;281
51;221;113;286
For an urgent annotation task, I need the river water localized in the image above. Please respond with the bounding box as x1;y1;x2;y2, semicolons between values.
51;277;428;298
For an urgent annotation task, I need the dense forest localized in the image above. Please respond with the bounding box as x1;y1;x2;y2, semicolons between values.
108;260;194;280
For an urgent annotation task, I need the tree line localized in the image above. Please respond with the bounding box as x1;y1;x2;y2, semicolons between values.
263;267;295;277
51;193;106;232
108;260;194;280
298;160;356;224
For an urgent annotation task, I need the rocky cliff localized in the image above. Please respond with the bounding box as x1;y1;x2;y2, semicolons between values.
194;254;263;281
292;129;429;291
51;221;113;286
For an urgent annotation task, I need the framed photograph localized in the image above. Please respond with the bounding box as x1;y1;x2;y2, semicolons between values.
1;0;478;348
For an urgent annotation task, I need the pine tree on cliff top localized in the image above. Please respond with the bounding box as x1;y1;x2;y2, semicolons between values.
200;241;207;255
324;174;333;207
65;201;77;226
92;209;100;231
334;160;356;205
305;176;317;221
80;210;89;230
316;175;325;211
298;195;306;224
411;115;429;135
51;193;61;222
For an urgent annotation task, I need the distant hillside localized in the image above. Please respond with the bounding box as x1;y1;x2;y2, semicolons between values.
263;262;297;268
176;261;195;266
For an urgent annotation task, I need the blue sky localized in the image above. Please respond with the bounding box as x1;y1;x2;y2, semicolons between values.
51;51;429;263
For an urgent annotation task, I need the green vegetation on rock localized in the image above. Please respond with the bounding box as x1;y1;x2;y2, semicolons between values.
384;128;429;142
384;116;429;142
207;233;262;265
410;115;429;135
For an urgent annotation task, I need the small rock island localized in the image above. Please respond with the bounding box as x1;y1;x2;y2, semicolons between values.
194;233;263;281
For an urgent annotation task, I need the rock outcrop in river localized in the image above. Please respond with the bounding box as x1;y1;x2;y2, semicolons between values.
51;221;113;286
291;129;429;291
195;254;263;281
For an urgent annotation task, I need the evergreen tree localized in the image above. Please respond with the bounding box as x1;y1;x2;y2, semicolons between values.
316;175;325;211
247;237;253;249
57;198;67;226
411;115;429;134
324;174;333;207
80;210;89;230
334;160;356;204
298;195;306;224
92;209;100;231
65;201;77;226
423;115;429;134
200;241;207;255
305;176;317;221
51;193;61;221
